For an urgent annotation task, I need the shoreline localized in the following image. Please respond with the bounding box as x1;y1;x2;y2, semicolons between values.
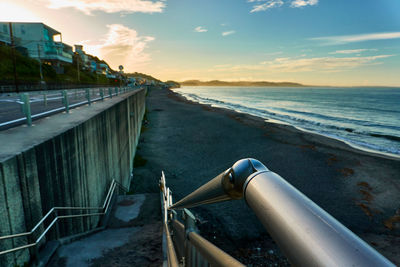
179;84;400;89
133;87;400;265
174;87;400;160
173;89;400;162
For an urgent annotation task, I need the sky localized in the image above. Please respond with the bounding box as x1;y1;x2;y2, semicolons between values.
1;0;400;86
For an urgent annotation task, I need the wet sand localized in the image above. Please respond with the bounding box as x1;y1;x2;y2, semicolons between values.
132;87;400;265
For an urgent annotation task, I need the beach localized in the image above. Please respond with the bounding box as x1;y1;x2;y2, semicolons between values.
132;86;400;265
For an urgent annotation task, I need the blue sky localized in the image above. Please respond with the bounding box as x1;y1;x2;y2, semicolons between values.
1;0;400;86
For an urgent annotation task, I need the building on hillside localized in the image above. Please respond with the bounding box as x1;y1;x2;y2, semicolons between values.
98;63;110;75
0;23;11;45
74;44;90;70
0;22;73;73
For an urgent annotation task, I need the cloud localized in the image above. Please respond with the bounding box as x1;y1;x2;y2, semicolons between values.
264;51;283;56
248;0;317;12
290;0;318;8
208;54;393;73
84;24;155;72
311;32;400;45
264;54;393;72
329;49;378;54
194;26;208;33
0;2;41;22
222;30;236;36
40;0;166;15
249;0;283;13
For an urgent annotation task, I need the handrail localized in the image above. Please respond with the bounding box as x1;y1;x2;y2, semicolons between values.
164;222;179;267
0;86;144;129
169;158;396;267
160;172;244;267
0;179;128;256
188;231;244;267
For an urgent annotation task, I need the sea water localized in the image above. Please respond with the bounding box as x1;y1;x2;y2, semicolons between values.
174;86;400;156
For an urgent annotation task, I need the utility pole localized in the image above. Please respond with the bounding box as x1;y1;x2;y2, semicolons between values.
37;44;44;88
76;53;80;82
9;22;19;93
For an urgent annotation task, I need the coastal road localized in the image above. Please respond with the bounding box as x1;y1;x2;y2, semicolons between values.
0;87;131;130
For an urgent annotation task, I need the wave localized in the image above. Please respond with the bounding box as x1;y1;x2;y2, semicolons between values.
179;92;400;155
369;133;400;142
182;93;357;132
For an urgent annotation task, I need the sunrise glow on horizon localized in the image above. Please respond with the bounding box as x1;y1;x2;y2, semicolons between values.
2;0;400;86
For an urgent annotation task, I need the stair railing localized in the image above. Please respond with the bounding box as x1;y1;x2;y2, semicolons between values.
0;179;128;258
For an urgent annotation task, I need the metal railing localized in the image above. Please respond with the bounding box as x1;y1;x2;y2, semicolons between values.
160;172;245;267
0;86;143;130
0;179;128;260
165;158;396;267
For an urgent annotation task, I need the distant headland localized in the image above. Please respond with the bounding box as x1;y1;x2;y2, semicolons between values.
180;80;306;87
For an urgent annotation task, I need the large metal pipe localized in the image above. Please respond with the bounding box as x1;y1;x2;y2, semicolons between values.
170;158;266;209
244;170;394;267
170;158;395;266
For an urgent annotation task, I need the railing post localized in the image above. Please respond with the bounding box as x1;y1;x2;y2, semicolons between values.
86;88;91;105
62;90;69;113
43;91;47;107
100;88;104;100
115;87;118;96
183;209;197;267
27;233;39;265
54;210;60;240
20;93;32;126
109;87;112;98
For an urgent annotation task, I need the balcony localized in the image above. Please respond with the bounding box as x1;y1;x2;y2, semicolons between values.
43;42;73;63
0;32;11;44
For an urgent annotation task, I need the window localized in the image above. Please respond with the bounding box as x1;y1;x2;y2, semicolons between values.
21;25;25;34
2;24;8;34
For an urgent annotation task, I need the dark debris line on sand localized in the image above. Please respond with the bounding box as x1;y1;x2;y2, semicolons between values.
132;87;400;266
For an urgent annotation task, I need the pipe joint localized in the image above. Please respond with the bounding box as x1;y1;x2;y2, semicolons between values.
223;158;269;199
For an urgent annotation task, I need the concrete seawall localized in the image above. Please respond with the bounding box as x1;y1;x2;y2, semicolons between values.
0;88;147;266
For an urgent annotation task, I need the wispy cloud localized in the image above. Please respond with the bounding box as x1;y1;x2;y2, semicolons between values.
209;54;393;73
222;30;236;36
311;32;400;45
248;0;317;12
290;0;318;8
194;26;208;33
84;24;155;71
329;49;378;54
249;0;283;13
39;0;166;15
265;55;393;72
264;51;283;56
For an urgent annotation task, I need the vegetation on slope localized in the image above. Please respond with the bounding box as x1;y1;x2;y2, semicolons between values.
180;80;305;87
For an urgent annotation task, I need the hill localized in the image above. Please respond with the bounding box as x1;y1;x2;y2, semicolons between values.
125;72;161;83
180;80;305;87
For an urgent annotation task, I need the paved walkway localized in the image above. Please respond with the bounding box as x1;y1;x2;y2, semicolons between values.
47;194;162;267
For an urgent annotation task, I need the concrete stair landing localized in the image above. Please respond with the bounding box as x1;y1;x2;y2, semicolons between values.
47;194;162;267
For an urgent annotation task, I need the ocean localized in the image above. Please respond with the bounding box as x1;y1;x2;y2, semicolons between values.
174;86;400;157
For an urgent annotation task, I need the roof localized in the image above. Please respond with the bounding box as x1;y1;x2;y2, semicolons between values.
0;22;61;35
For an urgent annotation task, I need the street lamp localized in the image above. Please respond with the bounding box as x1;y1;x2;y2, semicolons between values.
118;65;124;88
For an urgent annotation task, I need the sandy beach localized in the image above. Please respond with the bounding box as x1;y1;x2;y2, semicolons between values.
132;86;400;266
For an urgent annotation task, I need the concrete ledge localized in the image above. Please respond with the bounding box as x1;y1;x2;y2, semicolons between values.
0;89;144;162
